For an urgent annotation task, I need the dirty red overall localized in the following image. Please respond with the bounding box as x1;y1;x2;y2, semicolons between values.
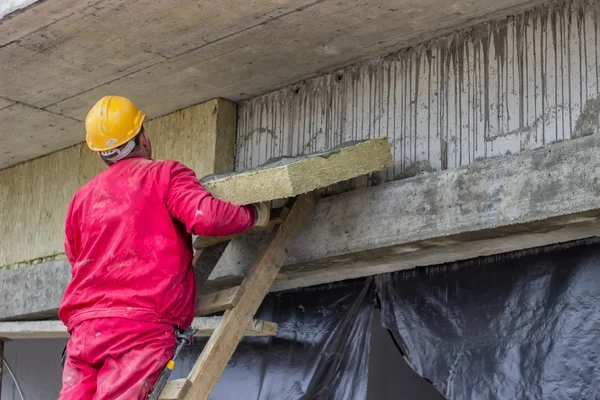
58;157;256;400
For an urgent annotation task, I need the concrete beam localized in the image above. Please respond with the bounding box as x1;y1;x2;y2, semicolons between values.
0;259;69;320
0;317;278;339
3;134;600;319
202;133;600;291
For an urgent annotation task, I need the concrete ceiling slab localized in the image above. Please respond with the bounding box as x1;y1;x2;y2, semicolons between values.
0;98;14;111
0;0;317;107
0;104;81;169
0;0;547;169
1;40;166;107
0;0;39;22
0;0;97;45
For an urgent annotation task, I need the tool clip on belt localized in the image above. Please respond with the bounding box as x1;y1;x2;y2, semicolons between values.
147;326;198;400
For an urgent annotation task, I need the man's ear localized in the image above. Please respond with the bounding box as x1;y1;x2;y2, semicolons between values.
140;130;152;154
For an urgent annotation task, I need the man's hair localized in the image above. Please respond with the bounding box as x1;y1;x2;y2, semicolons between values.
100;125;144;165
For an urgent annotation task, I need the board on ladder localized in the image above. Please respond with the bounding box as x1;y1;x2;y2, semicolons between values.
158;193;317;400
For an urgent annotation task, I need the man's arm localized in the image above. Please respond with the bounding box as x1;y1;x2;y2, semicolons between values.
166;161;266;237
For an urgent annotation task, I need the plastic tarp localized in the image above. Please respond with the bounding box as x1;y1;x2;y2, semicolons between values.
377;241;600;400
173;277;375;400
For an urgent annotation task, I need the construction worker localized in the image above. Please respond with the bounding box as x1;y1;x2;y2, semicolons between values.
57;96;269;400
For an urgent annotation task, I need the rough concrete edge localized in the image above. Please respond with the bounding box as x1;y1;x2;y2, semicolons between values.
0;253;66;272
270;224;600;292
207;214;600;293
287;132;600;262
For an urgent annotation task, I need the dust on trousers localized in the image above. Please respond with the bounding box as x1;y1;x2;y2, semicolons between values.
58;318;175;400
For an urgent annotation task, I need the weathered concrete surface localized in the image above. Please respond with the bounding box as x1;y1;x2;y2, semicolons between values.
0;99;236;269
0;103;81;168
0;0;550;169
203;132;600;291
5;133;600;319
0;97;14;110
237;0;600;183
0;260;69;320
201;138;393;205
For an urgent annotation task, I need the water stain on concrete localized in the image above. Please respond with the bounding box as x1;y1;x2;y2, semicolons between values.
573;96;600;139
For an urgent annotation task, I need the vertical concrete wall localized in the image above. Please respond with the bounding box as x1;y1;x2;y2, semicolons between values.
0;99;236;269
237;0;600;186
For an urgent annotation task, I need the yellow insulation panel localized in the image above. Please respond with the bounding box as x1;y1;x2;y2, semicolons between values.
201;137;394;205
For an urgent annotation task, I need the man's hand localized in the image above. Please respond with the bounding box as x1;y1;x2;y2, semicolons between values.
252;202;270;227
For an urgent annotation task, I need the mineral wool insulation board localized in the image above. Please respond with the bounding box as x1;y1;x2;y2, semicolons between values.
201;138;393;205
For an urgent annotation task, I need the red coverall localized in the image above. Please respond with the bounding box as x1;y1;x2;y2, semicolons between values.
58;157;256;399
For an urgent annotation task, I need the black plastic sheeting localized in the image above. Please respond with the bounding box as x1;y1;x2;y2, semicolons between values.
377;240;600;400
172;277;375;400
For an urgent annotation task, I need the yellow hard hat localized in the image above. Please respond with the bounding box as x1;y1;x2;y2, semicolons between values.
85;96;147;152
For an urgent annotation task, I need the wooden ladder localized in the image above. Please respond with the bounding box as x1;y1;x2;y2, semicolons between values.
158;193;317;400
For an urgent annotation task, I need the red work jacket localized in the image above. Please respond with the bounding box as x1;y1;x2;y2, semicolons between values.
58;157;256;331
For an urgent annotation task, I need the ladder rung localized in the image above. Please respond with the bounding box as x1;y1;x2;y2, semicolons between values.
195;286;241;316
241;319;278;337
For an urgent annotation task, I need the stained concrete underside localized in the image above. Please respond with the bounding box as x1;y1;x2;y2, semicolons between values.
3;133;600;320
0;0;549;169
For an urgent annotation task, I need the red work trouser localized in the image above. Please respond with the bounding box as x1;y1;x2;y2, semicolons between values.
58;317;176;400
